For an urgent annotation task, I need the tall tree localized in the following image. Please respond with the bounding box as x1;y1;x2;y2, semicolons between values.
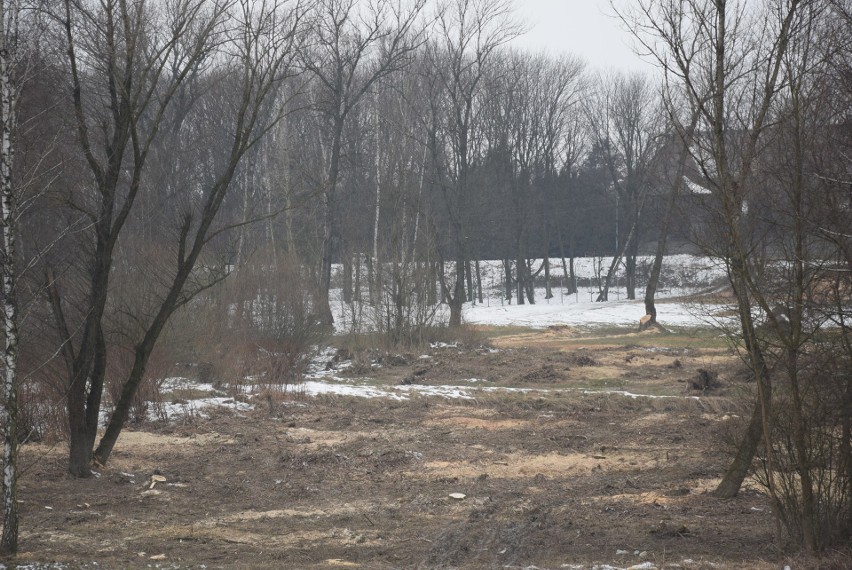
584;71;660;301
0;0;20;552
622;0;806;502
93;0;307;466
428;0;522;326
303;0;426;327
50;0;306;475
53;0;233;477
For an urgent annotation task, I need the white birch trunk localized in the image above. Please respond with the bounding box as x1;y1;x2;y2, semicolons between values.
0;0;19;551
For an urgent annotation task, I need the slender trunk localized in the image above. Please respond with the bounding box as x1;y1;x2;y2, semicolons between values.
1;50;19;548
475;259;483;304
342;250;352;304
95;244;199;463
516;254;525;305
645;117;697;320
354;252;361;308
714;398;764;498
597;215;640;302
318;119;345;327
525;259;536;304
465;260;473;303
318;184;335;326
371;124;382;306
439;260;448;304
366;255;375;305
625;242;638;300
448;258;464;327
714;267;774;501
503;259;512;301
624;196;640;301
426;256;436;306
558;226;572;294
788;358;817;550
544;257;552;300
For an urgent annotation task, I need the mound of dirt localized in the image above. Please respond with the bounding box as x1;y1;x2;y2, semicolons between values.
516;363;568;384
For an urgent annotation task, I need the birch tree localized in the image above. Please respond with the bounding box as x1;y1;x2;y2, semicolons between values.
0;0;19;553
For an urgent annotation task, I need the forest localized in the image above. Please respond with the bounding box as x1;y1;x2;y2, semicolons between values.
0;0;850;563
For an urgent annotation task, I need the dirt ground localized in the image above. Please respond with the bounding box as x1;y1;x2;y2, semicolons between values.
11;326;804;569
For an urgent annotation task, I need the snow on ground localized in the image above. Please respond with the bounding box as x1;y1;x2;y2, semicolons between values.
462;294;719;329
462;254;729;330
145;256;727;414
330;255;729;333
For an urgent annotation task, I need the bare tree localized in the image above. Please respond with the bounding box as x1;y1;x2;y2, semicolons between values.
619;0;808;507
48;0;307;475
303;0;426;327
427;0;522;326
584;71;661;302
93;0;307;466
643;107;699;325
49;0;233;477
0;0;20;552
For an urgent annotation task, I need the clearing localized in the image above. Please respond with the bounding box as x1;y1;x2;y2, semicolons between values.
12;324;798;569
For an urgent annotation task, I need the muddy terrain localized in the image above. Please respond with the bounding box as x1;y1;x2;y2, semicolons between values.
11;326;806;569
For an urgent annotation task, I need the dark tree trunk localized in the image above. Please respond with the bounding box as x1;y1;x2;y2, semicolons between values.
625;243;638;300
439;261;449;304
714;270;774;499
516;254;525;305
475;260;483;304
525;259;536;304
354;253;362;304
544;257;553;299
426;259;437;306
569;257;577;296
342;250;353;304
597;211;641;302
713;398;764;498
503;259;512;301
465;260;473;303
646;116;697;320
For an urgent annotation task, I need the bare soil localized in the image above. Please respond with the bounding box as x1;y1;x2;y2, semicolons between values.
11;327;798;569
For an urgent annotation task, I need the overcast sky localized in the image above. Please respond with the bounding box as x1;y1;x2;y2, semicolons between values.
509;0;654;73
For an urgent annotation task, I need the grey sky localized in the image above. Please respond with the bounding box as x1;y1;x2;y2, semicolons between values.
509;0;654;73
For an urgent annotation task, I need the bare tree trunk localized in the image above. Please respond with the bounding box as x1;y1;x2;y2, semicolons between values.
371;117;382;307
625;235;639;300
465;260;473;303
0;15;19;546
645;116;697;321
354;252;362;306
342;250;352;304
597;212;641;302
426;257;436;306
713;398;764;498
448;258;464;327
569;256;577;296
475;259;483;304
503;259;512;301
516;254;525;305
544;257;552;299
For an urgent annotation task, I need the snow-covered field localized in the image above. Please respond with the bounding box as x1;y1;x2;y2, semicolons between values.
463;295;718;329
331;254;729;332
